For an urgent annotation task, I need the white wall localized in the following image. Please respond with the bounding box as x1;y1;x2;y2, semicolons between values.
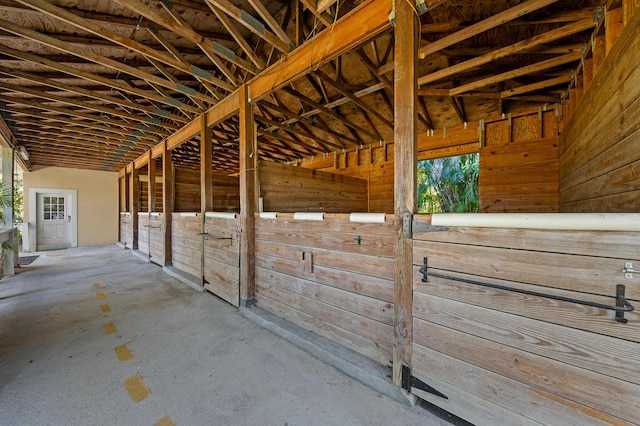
23;166;118;249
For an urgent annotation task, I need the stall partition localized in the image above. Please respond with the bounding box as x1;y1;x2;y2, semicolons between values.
119;212;133;248
171;212;203;279
254;213;395;366
203;212;240;307
409;213;640;424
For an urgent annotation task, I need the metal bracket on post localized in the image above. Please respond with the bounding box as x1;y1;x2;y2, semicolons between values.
401;365;448;399
402;213;412;238
616;284;630;324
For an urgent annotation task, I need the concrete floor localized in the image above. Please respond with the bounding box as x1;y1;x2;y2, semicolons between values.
0;245;450;426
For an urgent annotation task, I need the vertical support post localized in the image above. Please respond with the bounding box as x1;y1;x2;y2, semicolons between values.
130;163;140;250
163;143;174;265
1;146;15;275
200;118;213;213
148;151;156;213
124;169;130;212
392;0;418;387
239;84;258;306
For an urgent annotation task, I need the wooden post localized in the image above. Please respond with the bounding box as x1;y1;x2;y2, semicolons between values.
148;151;156;213
392;0;418;386
239;84;258;305
200;117;213;213
162;143;175;265
130;163;140;250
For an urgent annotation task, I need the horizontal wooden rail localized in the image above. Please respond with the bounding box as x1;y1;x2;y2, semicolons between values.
419;259;635;323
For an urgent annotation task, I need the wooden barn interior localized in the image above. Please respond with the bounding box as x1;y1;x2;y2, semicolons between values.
0;0;639;423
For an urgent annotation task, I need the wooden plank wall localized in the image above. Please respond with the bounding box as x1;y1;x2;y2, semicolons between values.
479;137;559;213
119;212;133;248
203;215;240;306
559;7;640;212
174;168;200;212
149;213;164;265
254;214;395;366
140;179;163;213
137;213;149;254
411;216;640;424
171;213;203;279
174;168;240;212
259;161;368;212
301;109;560;214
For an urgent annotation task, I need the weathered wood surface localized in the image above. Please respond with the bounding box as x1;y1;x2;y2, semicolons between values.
480;137;559;212
171;213;203;279
119;213;133;248
203;215;240;307
559;7;640;212
137;213;150;255
254;214;395;365
411;218;640;424
174;168;240;212
149;213;164;265
260;161;368;213
301;109;560;215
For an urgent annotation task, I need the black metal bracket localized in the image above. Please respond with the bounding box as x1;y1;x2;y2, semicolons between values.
355;235;362;245
419;257;635;324
401;365;448;399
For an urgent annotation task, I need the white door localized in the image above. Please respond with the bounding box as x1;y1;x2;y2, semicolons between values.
37;193;71;250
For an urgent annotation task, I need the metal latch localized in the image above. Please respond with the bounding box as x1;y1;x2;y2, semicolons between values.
623;262;638;279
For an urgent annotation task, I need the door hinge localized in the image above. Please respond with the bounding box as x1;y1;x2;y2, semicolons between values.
401;366;448;399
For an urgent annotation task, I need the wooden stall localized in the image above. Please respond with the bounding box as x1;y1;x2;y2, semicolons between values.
255;213;395;366
148;213;165;266
203;212;240;307
409;214;640;424
137;212;150;255
119;212;133;249
171;212;203;281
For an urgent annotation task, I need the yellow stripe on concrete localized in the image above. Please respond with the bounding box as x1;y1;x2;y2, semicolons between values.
115;344;134;362
124;374;151;402
93;283;101;289
154;416;175;426
100;304;111;313
96;292;107;299
102;322;117;334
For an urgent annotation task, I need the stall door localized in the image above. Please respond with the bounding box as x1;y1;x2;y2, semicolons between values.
408;217;640;425
137;213;150;256
36;193;70;250
148;213;164;265
203;213;240;307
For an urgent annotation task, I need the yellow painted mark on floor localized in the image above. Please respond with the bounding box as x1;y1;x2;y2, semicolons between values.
102;322;117;334
154;416;175;426
100;304;111;313
96;292;107;299
115;344;134;362
93;283;101;289
124;374;151;402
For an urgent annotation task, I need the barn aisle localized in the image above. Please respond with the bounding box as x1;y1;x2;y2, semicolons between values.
0;245;448;426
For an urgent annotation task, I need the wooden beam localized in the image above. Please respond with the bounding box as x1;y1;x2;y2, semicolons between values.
418;18;596;86
299;0;333;27
162;143;174;265
206;3;266;69
501;74;573;98
393;0;417;387
0;45;200;114
246;0;293;48
0;67;188;124
314;70;394;129
148;151;157;213
0;114;31;171
14;0;236;93
249;0;392;101
201;119;213;212
0;17;219;105
0;80;179;132
130;164;140;250
239;84;257;304
419;0;559;58
450;52;581;95
159;2;240;83
205;0;290;53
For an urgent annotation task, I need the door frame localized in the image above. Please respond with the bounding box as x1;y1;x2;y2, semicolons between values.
27;188;77;252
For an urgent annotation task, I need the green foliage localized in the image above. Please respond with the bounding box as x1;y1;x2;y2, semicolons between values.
13;179;23;223
417;154;479;213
